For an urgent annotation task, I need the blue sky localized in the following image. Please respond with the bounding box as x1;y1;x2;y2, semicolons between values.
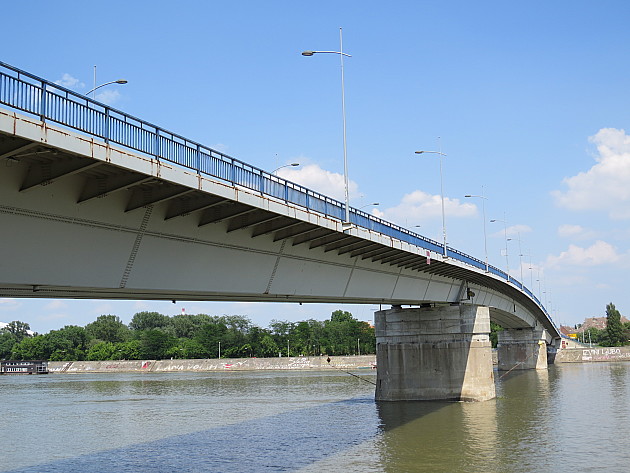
2;1;630;332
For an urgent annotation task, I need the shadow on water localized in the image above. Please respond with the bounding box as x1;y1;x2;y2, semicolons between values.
7;396;381;473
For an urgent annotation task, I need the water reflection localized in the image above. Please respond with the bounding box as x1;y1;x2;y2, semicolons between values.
376;398;499;473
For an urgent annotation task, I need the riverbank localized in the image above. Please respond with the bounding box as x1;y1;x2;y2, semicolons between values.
48;355;377;373
556;346;630;363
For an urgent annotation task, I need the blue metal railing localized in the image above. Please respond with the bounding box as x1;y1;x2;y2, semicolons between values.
0;60;557;332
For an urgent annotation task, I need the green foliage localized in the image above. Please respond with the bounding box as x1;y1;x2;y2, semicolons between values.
87;341;117;361
139;329;175;360
129;311;172;332
12;335;46;360
2;320;31;341
5;308;377;362
86;315;130;343
490;322;503;348
603;303;625;347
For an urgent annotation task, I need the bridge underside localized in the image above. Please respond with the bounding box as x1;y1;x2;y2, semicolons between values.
0;109;555;337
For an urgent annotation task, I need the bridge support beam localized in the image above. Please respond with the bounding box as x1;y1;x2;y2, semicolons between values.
375;304;495;402
497;328;548;371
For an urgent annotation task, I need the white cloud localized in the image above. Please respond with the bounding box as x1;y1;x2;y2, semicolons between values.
278;163;359;202
0;299;21;312
490;224;532;238
44;300;67;310
92;302;114;315
95;89;121;105
553;128;630;219
36;312;69;322
372;190;476;227
546;240;620;268
557;224;600;240
55;73;84;89
133;301;152;311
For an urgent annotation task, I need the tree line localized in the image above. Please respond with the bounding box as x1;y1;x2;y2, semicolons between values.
577;303;630;347
0;310;375;361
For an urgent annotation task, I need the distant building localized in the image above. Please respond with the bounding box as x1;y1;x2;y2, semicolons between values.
576;316;630;332
0;360;48;374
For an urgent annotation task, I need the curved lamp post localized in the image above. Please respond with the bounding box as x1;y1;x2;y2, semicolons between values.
415;144;447;257
86;79;128;97
272;163;299;175
465;188;488;272
302;27;352;229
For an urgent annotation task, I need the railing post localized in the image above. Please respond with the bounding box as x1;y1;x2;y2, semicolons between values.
104;108;110;144
196;145;201;174
40;83;47;123
154;127;160;160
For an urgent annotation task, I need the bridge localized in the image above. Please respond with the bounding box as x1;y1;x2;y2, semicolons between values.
0;61;559;401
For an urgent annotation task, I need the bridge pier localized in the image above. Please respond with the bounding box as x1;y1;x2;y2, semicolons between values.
375;304;495;402
496;328;548;371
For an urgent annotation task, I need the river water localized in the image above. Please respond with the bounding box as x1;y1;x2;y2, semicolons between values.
2;362;630;472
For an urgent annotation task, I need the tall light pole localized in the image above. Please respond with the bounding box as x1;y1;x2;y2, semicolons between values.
464;187;488;272
508;232;524;283
415;141;447;257
490;214;509;279
302;27;352;229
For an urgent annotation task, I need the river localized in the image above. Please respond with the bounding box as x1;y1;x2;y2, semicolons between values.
2;362;629;472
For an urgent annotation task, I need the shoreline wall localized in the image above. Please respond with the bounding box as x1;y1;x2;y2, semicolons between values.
48;355;377;373
556;346;630;363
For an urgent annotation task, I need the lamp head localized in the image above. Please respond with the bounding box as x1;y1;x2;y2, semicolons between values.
301;51;315;56
464;195;472;198
116;79;128;84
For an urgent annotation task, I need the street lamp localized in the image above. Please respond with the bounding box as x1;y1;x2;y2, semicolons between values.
359;202;379;209
415;142;447;257
272;163;299;175
490;215;509;279
465;187;488;272
86;79;128;97
302;27;352;229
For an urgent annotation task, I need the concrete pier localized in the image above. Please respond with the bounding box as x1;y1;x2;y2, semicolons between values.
375;304;495;402
497;328;548;371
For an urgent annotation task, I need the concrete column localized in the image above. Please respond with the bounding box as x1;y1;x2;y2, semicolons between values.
497;328;548;371
375;304;495;402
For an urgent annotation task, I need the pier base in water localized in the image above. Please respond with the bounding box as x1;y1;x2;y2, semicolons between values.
497;328;548;371
375;304;495;402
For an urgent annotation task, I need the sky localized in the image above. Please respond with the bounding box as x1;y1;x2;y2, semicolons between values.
2;0;630;333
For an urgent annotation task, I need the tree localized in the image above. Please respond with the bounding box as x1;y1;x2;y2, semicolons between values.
86;315;130;343
86;341;117;361
2;320;31;342
44;325;89;361
490;323;503;348
139;329;175;360
605;303;624;346
129;311;172;332
12;335;46;360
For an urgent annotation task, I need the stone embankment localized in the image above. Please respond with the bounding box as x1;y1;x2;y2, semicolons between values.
48;355;377;374
556;346;630;363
